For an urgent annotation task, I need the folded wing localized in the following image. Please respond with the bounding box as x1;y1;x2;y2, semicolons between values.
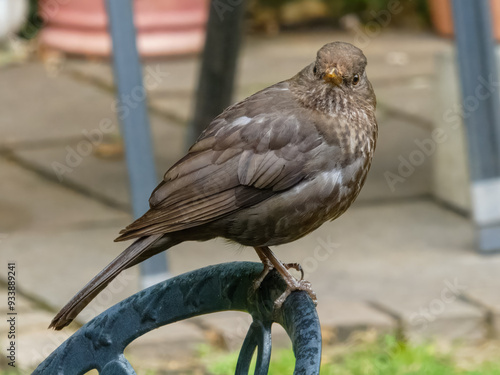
116;82;323;241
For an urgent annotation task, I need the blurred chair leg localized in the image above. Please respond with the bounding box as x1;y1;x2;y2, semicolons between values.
452;0;500;252
105;0;169;286
188;0;247;145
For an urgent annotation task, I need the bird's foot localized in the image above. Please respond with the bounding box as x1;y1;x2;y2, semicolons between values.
283;262;304;280
252;258;274;291
274;279;317;308
252;261;304;292
252;246;316;308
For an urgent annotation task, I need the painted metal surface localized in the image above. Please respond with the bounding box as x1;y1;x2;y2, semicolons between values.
452;0;500;252
33;262;321;375
188;0;246;144
105;0;168;284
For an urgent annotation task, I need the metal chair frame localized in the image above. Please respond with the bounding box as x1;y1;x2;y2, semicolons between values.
33;262;322;375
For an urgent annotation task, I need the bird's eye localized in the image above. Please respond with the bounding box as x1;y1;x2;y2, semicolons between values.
313;66;317;75
353;74;360;85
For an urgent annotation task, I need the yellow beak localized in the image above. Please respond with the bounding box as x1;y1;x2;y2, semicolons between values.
324;68;343;86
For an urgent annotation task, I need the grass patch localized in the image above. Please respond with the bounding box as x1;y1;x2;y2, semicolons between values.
322;335;500;375
198;334;500;375
0;370;22;375
198;343;296;374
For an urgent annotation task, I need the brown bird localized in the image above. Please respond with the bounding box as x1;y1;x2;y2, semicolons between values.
50;41;377;330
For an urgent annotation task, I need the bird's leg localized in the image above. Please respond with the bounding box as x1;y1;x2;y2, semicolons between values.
252;246;274;290
253;246;317;307
253;248;303;288
254;248;304;282
282;263;304;280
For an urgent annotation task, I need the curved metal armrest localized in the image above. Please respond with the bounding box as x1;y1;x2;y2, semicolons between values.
33;262;321;375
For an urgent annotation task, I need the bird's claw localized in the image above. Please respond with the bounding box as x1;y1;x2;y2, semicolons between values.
283;262;304;280
274;279;317;308
252;258;274;292
252;261;304;293
250;248;316;308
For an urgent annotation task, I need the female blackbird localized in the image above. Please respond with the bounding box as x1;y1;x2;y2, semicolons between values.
50;41;377;330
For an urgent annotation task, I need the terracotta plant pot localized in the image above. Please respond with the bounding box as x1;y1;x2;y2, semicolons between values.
428;0;500;40
38;0;208;57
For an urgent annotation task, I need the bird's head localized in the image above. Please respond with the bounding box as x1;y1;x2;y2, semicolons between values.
313;42;368;91
290;42;376;116
290;42;376;117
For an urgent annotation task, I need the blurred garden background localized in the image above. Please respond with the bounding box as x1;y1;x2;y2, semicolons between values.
2;0;500;374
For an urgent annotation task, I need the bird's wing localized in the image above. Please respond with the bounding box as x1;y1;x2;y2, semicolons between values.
116;82;324;241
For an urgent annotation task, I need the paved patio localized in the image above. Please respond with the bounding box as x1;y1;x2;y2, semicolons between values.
1;30;499;372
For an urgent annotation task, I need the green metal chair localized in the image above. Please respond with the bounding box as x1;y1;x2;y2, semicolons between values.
33;262;322;375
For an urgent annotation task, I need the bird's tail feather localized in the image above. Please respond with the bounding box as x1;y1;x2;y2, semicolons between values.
49;234;170;330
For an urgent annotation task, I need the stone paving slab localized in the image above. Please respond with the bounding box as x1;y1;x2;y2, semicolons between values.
125;320;207;371
2;29;496;371
374;76;435;125
3;198;499;369
317;299;395;342
357;109;432;202
372;295;484;341
157;199;497;342
65;56;200;97
16;325;77;370
464;288;500;337
235;33;443;97
0;30;435;210
0;63;121;148
0;226;137;319
12;114;186;209
190;311;258;351
0;285;34;313
11;105;432;213
187;311;294;352
65;56;199;125
164;201;475;296
0;158;129;233
63;31;449;126
466;288;500;314
64;31;447;95
149;92;194;125
0;286;78;371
